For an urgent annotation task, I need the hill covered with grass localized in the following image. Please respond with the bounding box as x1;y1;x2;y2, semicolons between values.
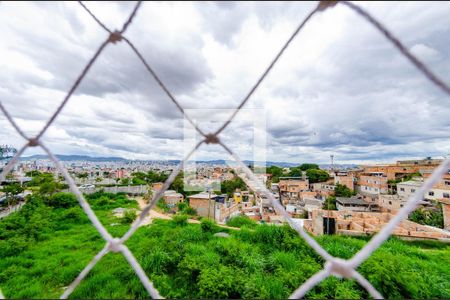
0;191;448;299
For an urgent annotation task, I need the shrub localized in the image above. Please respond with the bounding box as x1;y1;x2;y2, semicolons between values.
172;214;188;226
156;199;169;213
121;210;137;224
226;215;257;229
200;219;217;233
45;192;78;209
177;202;188;211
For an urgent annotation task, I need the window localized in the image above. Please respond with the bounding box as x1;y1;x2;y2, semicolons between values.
400;188;405;191
411;189;415;193
444;193;450;199
429;191;435;196
389;201;392;205
400;204;403;207
445;181;450;186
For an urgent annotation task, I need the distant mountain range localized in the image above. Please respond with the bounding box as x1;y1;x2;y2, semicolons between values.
19;154;357;168
20;155;126;162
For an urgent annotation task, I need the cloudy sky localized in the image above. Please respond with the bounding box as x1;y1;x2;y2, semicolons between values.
1;1;449;164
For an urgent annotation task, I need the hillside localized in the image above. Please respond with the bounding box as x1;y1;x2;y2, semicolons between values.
0;192;448;298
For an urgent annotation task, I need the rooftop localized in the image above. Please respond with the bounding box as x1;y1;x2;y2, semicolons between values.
397;180;423;187
187;192;217;200
336;196;368;206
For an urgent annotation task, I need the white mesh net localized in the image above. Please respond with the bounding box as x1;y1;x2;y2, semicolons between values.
0;1;449;299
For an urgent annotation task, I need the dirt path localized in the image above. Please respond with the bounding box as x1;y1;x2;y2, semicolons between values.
134;197;240;230
135;197;172;226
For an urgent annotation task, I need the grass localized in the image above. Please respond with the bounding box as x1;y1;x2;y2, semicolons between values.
0;192;449;299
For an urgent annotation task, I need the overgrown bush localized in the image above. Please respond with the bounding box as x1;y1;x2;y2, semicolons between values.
200;219;217;233
44;192;78;209
172;214;188;226
156;198;169;213
226;215;257;229
122;210;137;224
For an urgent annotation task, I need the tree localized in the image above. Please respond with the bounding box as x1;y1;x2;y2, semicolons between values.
409;206;444;228
334;184;356;197
144;186;154;204
3;183;24;206
288;167;302;177
25;170;41;177
120;178;130;185
76;172;88;184
299;163;319;171
28;172;54;187
323;196;337;210
221;177;246;197
39;181;57;196
266;166;283;183
306;169;329;183
170;172;184;194
132;177;146;185
45;192;78;209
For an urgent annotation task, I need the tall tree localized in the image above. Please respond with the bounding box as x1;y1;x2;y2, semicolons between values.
306;169;329;183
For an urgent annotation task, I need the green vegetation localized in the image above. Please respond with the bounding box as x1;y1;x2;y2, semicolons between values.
25;171;68;193
288;163;320;177
334;183;357;197
388;172;422;188
305;169;330;183
0;188;448;298
177;202;197;216
322;184;355;210
131;171;169;186
2;183;24;206
122;210;137;225
156;198;170;213
323;196;337;210
226;215;258;229
409;205;444;229
221;177;246;197
266;166;284;183
299;163;320;171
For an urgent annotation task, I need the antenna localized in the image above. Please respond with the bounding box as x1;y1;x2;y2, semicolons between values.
330;154;334;171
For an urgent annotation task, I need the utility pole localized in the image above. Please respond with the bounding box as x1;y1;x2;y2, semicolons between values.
207;185;212;220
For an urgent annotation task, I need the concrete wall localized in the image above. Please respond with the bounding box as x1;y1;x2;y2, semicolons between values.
189;198;215;219
78;185;148;195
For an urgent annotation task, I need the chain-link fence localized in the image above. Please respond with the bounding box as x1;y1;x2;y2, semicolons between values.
1;1;449;299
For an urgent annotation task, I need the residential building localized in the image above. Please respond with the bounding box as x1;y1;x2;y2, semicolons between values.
163;190;184;206
397;179;423;199
188;192;217;219
377;194;408;213
336;196;371;212
279;176;309;199
357;172;388;195
304;210;450;241
334;171;356;191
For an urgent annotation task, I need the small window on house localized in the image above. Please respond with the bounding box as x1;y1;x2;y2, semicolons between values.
444;193;450;199
389;201;392;205
445;181;450;186
400;188;405;191
400;204;403;207
429;191;434;196
411;189;415;193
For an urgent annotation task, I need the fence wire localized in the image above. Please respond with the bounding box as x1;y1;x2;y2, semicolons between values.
1;1;449;299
